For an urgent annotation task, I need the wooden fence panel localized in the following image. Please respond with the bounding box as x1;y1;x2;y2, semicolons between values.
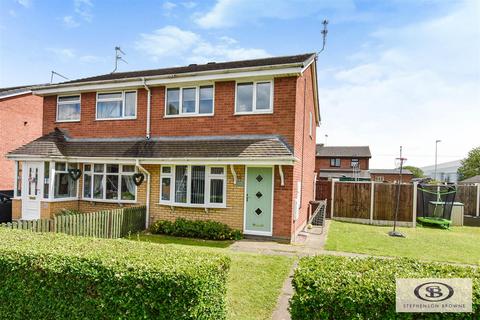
456;185;477;215
334;182;371;219
374;183;413;222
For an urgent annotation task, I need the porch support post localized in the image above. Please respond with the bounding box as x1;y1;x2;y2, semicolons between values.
13;161;18;197
476;183;480;217
230;165;237;185
412;181;418;227
369;181;375;224
49;161;55;200
278;165;285;186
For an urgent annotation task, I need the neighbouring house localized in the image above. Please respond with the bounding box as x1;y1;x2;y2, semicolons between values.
421;160;462;183
459;175;480;184
0;85;43;191
7;53;319;242
315;145;371;180
369;169;413;183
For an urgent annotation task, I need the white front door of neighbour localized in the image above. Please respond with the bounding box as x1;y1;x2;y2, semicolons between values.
22;162;42;220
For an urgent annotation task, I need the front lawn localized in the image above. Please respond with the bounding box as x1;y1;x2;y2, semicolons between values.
129;234;294;320
325;220;480;265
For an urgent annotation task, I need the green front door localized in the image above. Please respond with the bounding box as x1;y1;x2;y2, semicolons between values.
245;167;273;235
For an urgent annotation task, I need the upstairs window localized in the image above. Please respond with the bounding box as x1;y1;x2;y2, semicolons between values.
330;158;341;167
166;86;214;116
351;158;359;168
235;81;273;114
57;95;81;122
96;91;136;120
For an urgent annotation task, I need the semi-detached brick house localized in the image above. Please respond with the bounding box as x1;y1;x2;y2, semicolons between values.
0;86;43;191
316;145;371;180
7;53;319;242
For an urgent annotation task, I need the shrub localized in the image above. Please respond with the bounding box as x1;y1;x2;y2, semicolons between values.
0;228;230;319
56;208;85;216
290;255;480;320
150;218;243;240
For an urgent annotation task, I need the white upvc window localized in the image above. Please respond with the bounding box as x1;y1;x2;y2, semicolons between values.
57;95;81;122
53;162;78;199
96;91;137;120
235;80;273;114
165;85;214;117
160;165;226;208
83;164;137;202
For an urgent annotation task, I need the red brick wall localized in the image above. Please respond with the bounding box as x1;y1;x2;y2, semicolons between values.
371;173;413;183
43;78;298;147
0;93;43;190
290;65;317;237
315;157;370;171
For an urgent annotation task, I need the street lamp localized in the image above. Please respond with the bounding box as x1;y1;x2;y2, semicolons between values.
434;140;441;181
325;134;328;145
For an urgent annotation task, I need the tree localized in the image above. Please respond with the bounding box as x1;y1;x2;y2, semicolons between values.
403;166;424;178
458;146;480;180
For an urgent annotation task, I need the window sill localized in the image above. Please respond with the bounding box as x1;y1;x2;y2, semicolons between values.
81;198;137;204
56;120;81;123
158;202;227;209
164;113;214;118
42;197;79;202
95;117;137;121
234;110;273;116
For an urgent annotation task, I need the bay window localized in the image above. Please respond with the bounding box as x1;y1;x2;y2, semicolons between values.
54;162;78;198
83;164;136;202
160;165;226;207
165;85;214;116
96;91;137;120
235;80;273;114
57;95;81;122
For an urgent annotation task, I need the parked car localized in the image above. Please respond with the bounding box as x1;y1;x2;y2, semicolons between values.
0;190;12;223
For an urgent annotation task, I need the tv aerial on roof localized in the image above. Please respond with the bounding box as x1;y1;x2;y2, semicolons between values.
50;71;69;84
111;46;128;73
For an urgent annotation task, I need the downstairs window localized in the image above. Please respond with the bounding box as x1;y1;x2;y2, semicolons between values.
160;165;226;207
83;164;136;202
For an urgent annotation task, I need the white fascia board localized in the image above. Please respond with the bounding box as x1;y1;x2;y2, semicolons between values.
33;66;303;96
0;90;32;100
7;154;297;165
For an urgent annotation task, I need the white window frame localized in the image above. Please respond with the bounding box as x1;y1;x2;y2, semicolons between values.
159;165;227;208
50;161;79;201
95;90;137;121
234;80;274;115
164;84;215;118
56;94;81;122
82;164;137;203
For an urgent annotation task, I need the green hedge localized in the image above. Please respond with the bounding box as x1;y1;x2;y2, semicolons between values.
150;218;243;240
0;228;230;319
290;255;480;320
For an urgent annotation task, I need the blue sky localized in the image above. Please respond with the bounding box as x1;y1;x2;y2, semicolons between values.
1;0;479;168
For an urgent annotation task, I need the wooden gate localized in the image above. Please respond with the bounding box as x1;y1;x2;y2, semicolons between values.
316;180;332;218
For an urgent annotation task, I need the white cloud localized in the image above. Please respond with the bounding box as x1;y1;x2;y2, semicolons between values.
74;0;93;22
62;15;80;28
135;26;269;63
196;0;353;28
162;1;176;10
319;0;480;168
182;1;197;9
79;55;103;63
47;48;76;60
9;10;17;17
16;0;31;8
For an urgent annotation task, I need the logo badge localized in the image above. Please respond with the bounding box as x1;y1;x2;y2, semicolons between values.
396;278;472;313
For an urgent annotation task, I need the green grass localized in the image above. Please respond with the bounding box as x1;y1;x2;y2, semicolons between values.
325;220;480;265
128;234;294;320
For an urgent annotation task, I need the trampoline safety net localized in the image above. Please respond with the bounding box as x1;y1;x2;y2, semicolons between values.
417;184;457;220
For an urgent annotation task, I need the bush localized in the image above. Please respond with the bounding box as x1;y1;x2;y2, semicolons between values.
0;228;230;319
56;208;85;216
290;255;480;320
150;218;243;240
